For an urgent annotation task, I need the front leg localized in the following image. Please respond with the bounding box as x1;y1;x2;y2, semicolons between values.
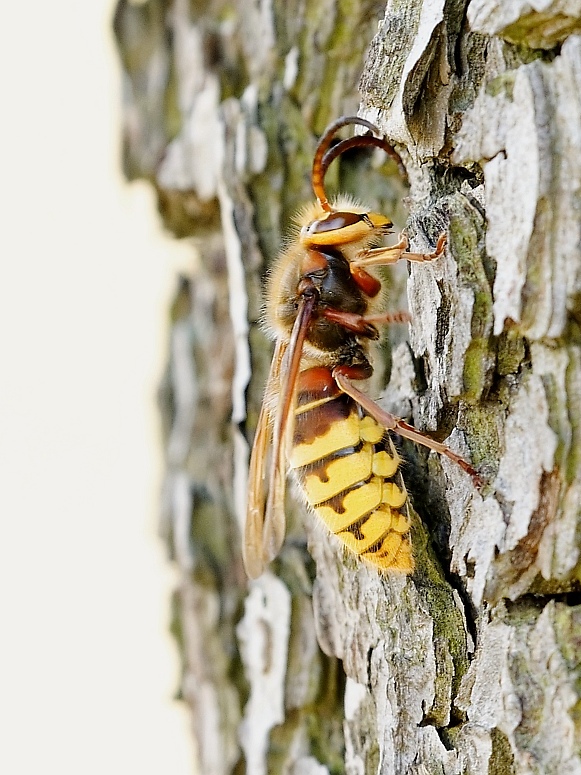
321;308;412;337
351;233;447;268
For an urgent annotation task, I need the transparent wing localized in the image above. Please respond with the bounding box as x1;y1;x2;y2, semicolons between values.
243;294;317;579
243;338;288;579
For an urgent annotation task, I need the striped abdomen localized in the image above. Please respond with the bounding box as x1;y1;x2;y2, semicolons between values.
289;367;413;573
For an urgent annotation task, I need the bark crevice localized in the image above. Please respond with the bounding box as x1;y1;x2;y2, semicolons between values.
115;0;581;772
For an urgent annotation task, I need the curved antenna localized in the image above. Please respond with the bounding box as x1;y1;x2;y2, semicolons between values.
321;136;406;182
311;116;380;212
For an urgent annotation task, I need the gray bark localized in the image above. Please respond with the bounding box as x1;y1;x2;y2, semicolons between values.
115;1;581;773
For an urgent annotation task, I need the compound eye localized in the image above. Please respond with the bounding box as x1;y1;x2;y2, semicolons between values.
305;211;368;236
300;210;387;247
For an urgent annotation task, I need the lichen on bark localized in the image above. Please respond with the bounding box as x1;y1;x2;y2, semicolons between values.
115;0;581;772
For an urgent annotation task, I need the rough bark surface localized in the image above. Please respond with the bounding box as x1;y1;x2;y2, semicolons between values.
115;1;581;773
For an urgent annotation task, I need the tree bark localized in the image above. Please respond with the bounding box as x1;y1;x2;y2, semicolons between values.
114;1;581;773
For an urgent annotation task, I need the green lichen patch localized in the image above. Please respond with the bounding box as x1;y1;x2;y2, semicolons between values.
497;329;526;375
486;71;517;100
463;337;492;404
459;402;503;476
411;507;471;712
488;727;516;775
502;13;581;51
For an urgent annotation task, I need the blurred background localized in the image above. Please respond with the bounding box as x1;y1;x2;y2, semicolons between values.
0;1;197;772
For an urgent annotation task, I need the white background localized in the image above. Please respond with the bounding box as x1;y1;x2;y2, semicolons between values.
1;1;198;772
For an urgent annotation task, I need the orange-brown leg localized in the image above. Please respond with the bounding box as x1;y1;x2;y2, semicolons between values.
352;233;447;268
333;369;482;487
321;308;411;337
365;311;412;325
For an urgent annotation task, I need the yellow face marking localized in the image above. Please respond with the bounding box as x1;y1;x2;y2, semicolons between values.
366;212;392;230
372;449;400;478
315;477;383;533
302;444;373;505
290;411;360;467
382;482;407;509
359;415;384;444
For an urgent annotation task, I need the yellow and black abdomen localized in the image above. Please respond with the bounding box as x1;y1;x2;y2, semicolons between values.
290;367;413;573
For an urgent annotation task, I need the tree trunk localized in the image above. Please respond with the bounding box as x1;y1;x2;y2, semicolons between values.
114;1;581;773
